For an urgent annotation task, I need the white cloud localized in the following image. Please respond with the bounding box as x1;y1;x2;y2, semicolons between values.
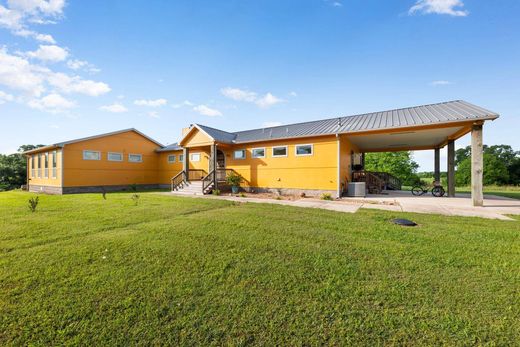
0;47;46;96
430;80;453;86
134;98;167;107
172;100;193;109
193;104;222;117
49;124;59;128
255;92;283;108
289;91;297;97
262;121;282;128
13;28;55;43
409;0;468;17
0;90;14;104
46;72;110;96
147;111;159;118
221;87;257;102
66;59;100;74
27;44;68;62
28;93;75;112
99;103;127;113
7;0;66;16
221;87;284;109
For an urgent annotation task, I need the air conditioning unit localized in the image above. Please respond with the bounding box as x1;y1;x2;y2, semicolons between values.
347;182;366;197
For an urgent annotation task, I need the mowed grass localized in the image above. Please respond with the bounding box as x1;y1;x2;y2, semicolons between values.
457;185;520;200
1;191;519;345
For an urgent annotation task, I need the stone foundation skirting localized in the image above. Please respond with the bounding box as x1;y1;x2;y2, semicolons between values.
28;185;63;195
242;186;336;198
29;184;163;195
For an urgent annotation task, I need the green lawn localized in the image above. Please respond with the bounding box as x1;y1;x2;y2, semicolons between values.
1;191;519;345
457;186;520;200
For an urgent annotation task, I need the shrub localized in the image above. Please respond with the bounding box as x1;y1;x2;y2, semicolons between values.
131;193;140;206
129;184;138;192
239;192;246;198
226;172;242;187
28;196;39;212
321;193;333;201
212;189;221;196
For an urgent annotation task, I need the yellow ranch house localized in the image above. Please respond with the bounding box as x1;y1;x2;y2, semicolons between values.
24;100;499;206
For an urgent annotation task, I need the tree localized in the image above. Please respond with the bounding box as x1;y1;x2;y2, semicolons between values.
364;151;420;186
456;153;510;186
0;145;44;191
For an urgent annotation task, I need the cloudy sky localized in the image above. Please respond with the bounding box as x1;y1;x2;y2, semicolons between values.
1;0;519;170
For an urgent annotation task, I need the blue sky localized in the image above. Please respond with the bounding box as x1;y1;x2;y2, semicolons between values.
1;0;519;170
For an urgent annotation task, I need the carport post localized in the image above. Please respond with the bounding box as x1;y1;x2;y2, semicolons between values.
434;148;440;183
183;148;189;179
447;140;455;197
471;123;484;206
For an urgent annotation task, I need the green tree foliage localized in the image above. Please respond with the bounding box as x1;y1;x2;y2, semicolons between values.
364;151;420;186
455;145;519;185
0;145;44;191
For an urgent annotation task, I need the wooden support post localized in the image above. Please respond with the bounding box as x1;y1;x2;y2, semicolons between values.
183;148;189;179
471;123;484;206
212;143;217;190
434;148;440;183
447;140;455;197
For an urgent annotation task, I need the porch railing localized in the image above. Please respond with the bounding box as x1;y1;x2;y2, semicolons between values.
171;171;187;191
370;172;402;190
201;168;240;194
187;169;207;181
352;171;385;194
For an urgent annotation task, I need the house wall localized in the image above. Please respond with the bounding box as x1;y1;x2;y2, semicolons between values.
338;135;360;193
187;147;211;173
27;149;63;193
182;130;213;147
222;135;339;194
157;150;183;185
62;131;160;188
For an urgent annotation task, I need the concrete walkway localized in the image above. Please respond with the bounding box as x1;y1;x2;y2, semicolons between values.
165;191;520;220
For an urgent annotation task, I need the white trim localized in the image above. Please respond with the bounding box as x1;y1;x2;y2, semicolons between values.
251;147;266;158
167;154;176;163
107;152;123;162
83;150;101;161
128;153;143;163
190;152;201;162
272;146;288;158
233;149;246;160
295;144;313;156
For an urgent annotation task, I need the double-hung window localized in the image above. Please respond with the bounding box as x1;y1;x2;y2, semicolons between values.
37;154;42;177
251;148;265;158
52;151;57;178
108;152;123;162
179;154;184;162
272;146;288;157
168;155;176;163
190;153;200;162
31;155;35;178
295;144;313;156
83;150;101;160
44;153;49;178
233;150;246;160
128;154;143;163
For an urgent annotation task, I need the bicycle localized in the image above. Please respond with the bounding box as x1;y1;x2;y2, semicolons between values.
411;182;445;197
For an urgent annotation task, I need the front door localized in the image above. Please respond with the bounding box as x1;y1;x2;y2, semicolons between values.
216;150;226;181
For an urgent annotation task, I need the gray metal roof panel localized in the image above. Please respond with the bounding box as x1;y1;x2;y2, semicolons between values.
156;142;182;152
195;124;236;143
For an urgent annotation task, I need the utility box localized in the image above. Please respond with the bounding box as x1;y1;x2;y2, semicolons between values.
347;182;366;197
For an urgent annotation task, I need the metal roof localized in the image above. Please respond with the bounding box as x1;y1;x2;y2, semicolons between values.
23;128;164;154
156;142;182;152
230;100;498;143
195;124;236;144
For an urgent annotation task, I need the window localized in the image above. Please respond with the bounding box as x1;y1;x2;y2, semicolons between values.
190;153;200;162
44;153;49;178
295;144;313;156
108;152;123;162
168;155;176;163
83;150;101;160
128;154;142;163
233;149;246;160
37;154;42;177
31;155;35;178
272;146;288;157
179;154;184;162
52;151;57;178
251;148;265;158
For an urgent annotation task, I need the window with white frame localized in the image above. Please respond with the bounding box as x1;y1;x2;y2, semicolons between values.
52;151;57;178
31;155;35;178
251;148;265;158
168;155;176;163
179;154;184;162
128;154;143;163
108;152;123;162
44;153;49;178
272;146;288;157
83;150;101;160
295;144;313;156
190;153;200;162
38;154;42;177
233;149;246;160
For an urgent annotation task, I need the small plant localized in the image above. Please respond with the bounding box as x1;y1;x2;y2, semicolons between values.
300;192;306;198
28;196;39;212
226;172;243;193
129;184;138;192
239;192;246;198
131;193;140;206
101;187;107;200
212;189;221;196
321;193;333;201
275;196;282;200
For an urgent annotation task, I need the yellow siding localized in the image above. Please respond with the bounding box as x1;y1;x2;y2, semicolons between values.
222;136;338;191
182;128;213;147
157;151;183;185
187;147;211;173
338;135;360;193
28;149;62;187
62;131;160;187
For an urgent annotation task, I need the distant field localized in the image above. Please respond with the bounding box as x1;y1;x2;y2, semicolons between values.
1;191;519;345
407;179;520;200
